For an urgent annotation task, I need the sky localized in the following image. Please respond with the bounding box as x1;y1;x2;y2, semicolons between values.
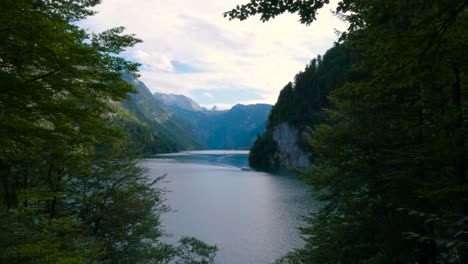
80;0;346;110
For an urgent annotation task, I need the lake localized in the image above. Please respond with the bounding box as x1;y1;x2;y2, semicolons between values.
143;150;317;264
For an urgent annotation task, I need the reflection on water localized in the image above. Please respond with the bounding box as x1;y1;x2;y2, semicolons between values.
144;150;317;264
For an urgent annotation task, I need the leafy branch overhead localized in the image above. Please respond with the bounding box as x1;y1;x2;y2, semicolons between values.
224;0;331;25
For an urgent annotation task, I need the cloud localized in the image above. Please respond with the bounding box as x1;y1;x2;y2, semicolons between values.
190;87;264;105
80;0;346;106
132;50;174;72
178;14;251;52
171;60;201;74
202;92;214;99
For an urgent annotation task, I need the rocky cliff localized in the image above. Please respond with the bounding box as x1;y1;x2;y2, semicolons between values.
272;123;310;168
249;44;356;170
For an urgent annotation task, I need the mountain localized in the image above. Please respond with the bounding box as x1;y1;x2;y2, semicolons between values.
108;75;204;154
198;103;272;149
249;45;357;169
108;75;271;153
154;92;206;112
153;94;272;150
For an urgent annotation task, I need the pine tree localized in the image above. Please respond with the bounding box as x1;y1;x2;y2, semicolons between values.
227;0;468;262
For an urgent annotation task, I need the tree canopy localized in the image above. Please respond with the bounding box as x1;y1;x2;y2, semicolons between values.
0;1;216;262
249;44;357;169
229;0;468;263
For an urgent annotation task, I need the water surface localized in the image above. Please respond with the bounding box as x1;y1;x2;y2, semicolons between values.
144;150;317;264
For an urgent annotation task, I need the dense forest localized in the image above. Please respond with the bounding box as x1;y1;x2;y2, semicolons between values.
118;74;204;153
0;1;216;263
249;45;357;169
227;0;468;263
2;0;467;263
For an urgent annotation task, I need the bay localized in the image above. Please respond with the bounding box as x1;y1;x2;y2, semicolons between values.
143;150;317;264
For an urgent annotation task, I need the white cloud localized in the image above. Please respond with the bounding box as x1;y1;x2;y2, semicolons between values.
132;50;174;72
80;0;346;106
202;92;214;99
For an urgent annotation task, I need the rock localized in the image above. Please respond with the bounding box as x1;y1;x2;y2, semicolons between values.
272;122;310;168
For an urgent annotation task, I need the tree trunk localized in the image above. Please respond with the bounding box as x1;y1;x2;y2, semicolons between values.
0;159;17;209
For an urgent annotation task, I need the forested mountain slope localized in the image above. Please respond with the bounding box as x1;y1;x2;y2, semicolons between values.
249;45;356;169
154;93;272;150
109;75;271;153
109;75;204;154
154;92;206;112
198;103;272;149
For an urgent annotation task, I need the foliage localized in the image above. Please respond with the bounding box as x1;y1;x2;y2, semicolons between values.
224;0;330;25
175;237;218;264
0;1;216;263
121;75;204;152
108;100;179;154
268;45;356;129
249;44;356;169
249;131;278;169
229;0;468;263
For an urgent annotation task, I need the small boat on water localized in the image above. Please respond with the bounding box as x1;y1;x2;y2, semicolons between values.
241;167;251;171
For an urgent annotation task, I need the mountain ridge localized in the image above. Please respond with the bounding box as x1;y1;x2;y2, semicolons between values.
107;75;204;154
153;92;272;150
154;92;207;112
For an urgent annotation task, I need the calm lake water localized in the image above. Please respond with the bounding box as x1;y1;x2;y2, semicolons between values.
143;150;317;264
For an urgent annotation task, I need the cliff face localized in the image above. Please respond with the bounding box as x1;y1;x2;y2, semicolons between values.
272;123;310;168
249;45;356;170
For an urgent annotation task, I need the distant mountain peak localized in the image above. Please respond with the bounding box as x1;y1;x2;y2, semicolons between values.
154;92;206;112
153;91;272;149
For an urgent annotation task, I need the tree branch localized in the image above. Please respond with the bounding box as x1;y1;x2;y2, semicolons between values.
24;70;58;83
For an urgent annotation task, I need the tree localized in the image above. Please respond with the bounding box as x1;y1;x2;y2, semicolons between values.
224;0;331;25
175;237;218;264
228;0;468;263
0;0;140;208
0;1;218;263
249;45;357;169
